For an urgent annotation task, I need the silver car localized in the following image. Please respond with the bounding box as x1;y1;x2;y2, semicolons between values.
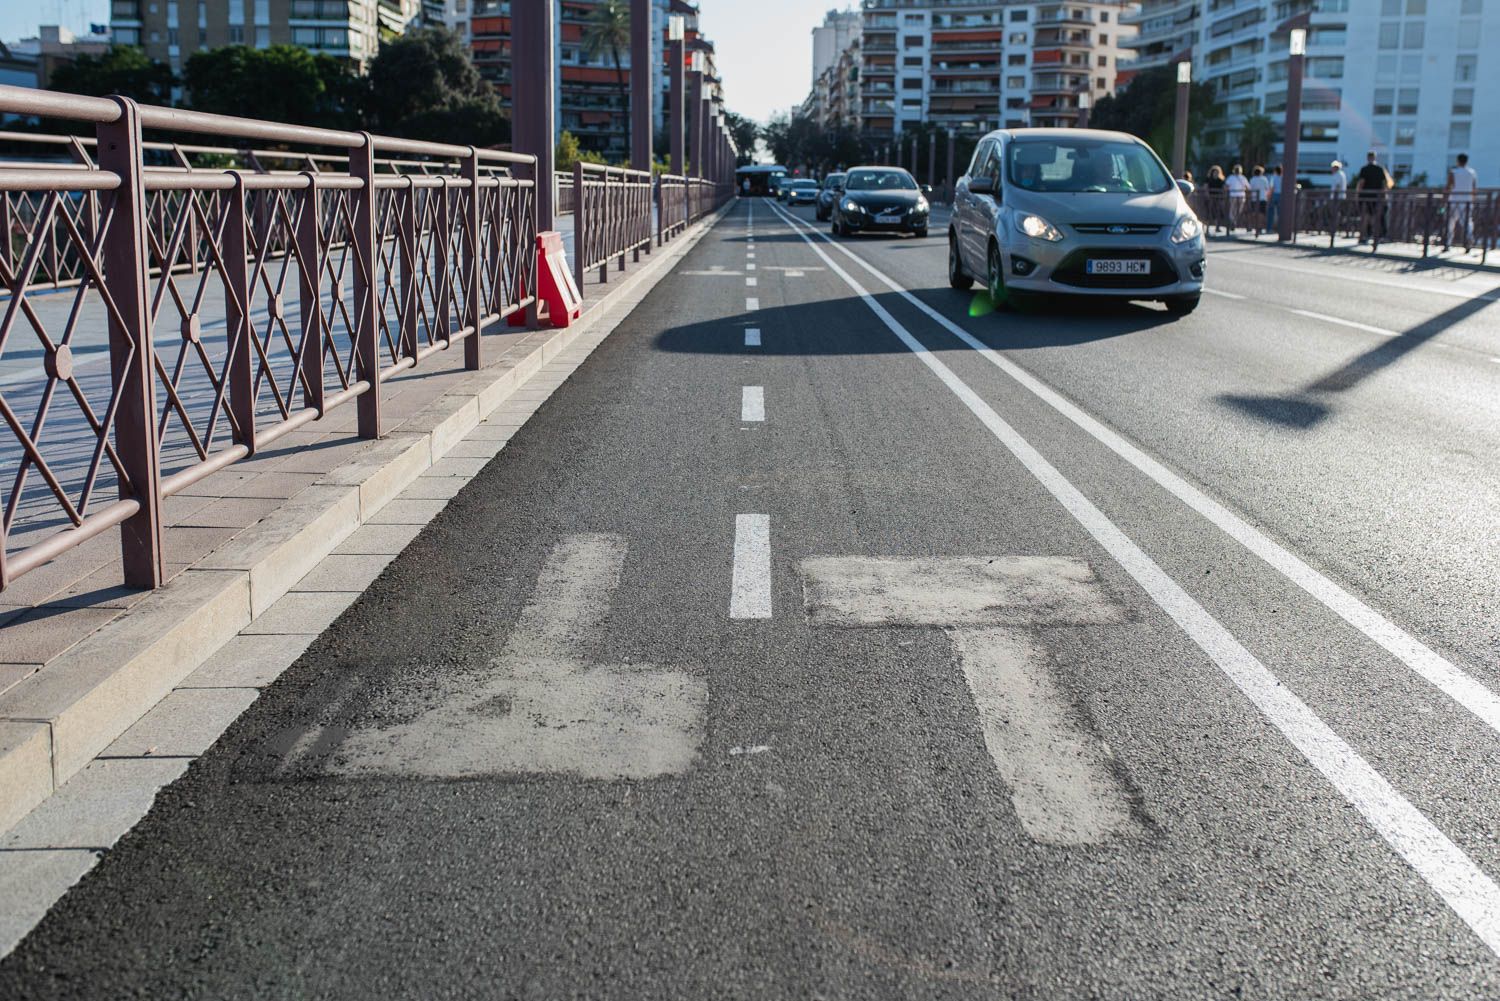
948;128;1205;315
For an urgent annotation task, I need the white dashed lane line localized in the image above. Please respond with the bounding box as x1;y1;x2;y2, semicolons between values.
741;386;765;422
745;328;761;347
1290;308;1399;338
730;514;772;620
746;297;759;311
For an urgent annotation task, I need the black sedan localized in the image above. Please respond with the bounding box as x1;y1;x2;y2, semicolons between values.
815;172;846;221
831;167;931;238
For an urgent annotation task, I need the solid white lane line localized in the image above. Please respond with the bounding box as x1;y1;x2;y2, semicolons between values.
730;514;772;619
766;199;1500;958
1290;309;1399;338
1203;288;1247;300
1219;253;1500;303
741;385;765;422
745;328;762;347
768;200;1500;743
746;297;759;311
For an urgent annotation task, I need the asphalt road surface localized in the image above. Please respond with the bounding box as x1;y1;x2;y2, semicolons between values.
4;198;1500;999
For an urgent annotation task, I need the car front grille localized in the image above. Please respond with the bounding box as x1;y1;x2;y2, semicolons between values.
1051;248;1179;289
1070;223;1164;235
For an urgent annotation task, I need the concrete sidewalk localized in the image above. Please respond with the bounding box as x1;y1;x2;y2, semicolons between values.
1208;229;1498;274
0;203;733;852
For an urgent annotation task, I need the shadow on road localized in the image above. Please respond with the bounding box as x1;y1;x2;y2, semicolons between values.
1217;285;1500;430
652;288;1179;356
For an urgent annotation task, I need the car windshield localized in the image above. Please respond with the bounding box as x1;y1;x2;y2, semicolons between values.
823;174;846;189
845;170;918;192
791;181;818;190
1006;139;1172;194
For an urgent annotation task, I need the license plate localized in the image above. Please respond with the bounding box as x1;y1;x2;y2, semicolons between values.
880;209;903;218
1087;259;1151;275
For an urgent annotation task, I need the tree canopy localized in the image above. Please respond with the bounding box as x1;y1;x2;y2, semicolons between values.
365;27;508;146
47;45;174;105
183;45;361;129
1088;65;1219;172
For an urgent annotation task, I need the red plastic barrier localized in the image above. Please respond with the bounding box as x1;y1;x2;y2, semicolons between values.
534;230;582;328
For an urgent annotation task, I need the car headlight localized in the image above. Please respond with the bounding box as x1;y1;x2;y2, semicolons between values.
915;196;929;212
1017;214;1063;242
843;199;860;213
1171;215;1203;244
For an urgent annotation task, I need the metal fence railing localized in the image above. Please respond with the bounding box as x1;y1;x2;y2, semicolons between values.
1189;188;1499;265
571;162;654;291
0;84;539;592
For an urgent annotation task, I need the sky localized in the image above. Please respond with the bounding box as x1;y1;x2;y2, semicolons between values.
2;0;824;126
698;0;831;125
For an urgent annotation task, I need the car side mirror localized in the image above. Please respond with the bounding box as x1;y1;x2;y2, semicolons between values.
921;184;933;197
969;176;996;197
1176;178;1196;197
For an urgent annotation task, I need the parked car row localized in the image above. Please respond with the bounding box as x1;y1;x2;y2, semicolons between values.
774;128;1206;316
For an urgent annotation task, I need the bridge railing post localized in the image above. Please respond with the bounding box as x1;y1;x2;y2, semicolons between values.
351;133;381;438
96;96;165;588
463;147;482;370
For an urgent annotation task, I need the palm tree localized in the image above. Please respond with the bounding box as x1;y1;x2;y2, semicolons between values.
583;0;631;159
1238;113;1278;169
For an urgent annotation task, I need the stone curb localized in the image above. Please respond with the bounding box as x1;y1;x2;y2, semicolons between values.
0;203;733;833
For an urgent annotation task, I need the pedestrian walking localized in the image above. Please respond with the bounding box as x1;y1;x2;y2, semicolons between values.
1205;165;1227;232
1225;164;1249;231
1328;160;1349;236
1248;165;1272;234
1445;152;1478;251
1355;150;1390;244
1267;166;1284;232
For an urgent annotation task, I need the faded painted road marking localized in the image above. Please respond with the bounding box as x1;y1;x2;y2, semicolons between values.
950;628;1138;845
1203;288;1246;300
745;328;762;347
335;534;705;780
746;277;758;287
799;556;1125;628
681;270;746;277
730;514;772;620
797;554;1137;845
746;297;759;311
741;386;765;422
768;198;1500;958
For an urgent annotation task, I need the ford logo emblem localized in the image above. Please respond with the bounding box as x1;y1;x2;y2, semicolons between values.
1107;224;1129;234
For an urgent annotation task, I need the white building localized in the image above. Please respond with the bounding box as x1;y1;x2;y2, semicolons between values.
813;8;862;81
1124;0;1499;186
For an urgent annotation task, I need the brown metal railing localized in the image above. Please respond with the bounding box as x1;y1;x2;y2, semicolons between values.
1190;188;1498;265
571;162;654;291
0;84;538;591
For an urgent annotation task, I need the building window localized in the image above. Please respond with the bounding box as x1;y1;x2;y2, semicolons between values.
1405;0;1425;12
1457;19;1480;49
1455;54;1477;82
1007;75;1025;87
1403;21;1423;48
1394;123;1415;146
1099;33;1108;44
1008;53;1026;65
228;24;243;42
1452;88;1473;115
1010;8;1028;20
1008;32;1027;43
903;56;922;66
904;13;924;23
1449;122;1470;148
1097;76;1106;89
255;25;269;46
1380;0;1399;13
1372;88;1393;115
1097;55;1107;66
902;77;922;89
1395;88;1418;114
1378;22;1399;48
1100;10;1110;21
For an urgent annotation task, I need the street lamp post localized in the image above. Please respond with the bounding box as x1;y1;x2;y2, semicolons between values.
630;0;651;173
667;16;684;175
908;135;917;176
1278;25;1307;243
927;132;936;188
946;130;956;201
1077;91;1091;130
687;52;703;177
513;0;556;233
1172;60;1191;180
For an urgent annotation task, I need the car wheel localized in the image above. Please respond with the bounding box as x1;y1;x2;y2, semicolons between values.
948;233;973;290
1164;294;1201;316
987;242;1005;304
913;227;929;239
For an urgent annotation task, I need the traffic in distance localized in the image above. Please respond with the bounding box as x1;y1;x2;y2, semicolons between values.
744;127;1206;315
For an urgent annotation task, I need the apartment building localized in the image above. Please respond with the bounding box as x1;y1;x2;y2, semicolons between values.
110;0;421;72
1124;0;1499;185
803;9;863;129
470;0;717;162
857;0;1135;141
